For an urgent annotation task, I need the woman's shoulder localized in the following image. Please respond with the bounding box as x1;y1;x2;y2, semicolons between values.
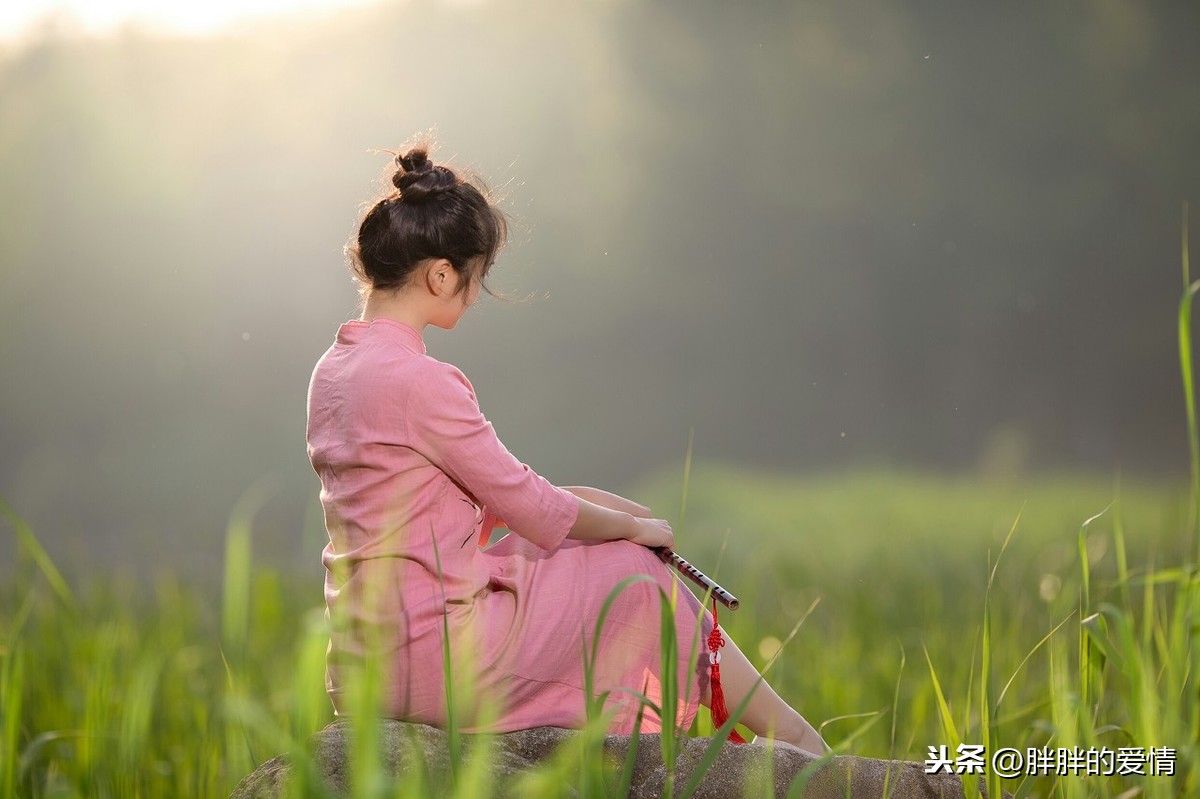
314;327;471;397
407;354;477;404
338;351;474;414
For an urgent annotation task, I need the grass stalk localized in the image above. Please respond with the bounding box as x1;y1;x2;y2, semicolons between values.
1;641;22;798
1177;205;1200;546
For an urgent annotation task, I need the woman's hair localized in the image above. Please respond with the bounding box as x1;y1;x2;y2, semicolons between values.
347;141;507;302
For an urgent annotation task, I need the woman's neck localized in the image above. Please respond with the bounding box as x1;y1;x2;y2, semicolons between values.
360;289;430;333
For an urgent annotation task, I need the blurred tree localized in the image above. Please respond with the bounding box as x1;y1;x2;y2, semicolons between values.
0;0;1198;577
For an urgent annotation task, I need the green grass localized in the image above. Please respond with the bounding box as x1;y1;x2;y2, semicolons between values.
1;466;1196;797
640;465;1195;797
3;209;1198;797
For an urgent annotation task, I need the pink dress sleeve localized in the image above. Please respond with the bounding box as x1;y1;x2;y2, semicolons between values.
405;359;579;550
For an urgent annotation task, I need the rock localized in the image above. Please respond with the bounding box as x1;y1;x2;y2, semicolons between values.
230;719;1007;798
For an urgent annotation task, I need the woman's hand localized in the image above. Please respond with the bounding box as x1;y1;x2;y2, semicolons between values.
566;499;672;548
626;516;674;549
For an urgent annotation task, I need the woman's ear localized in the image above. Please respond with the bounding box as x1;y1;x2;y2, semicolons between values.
423;258;456;296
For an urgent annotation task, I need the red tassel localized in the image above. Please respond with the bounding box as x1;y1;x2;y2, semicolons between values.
707;600;747;744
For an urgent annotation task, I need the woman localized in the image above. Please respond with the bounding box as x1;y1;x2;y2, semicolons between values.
306;142;827;754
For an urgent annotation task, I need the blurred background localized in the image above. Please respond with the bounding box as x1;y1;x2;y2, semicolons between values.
2;0;1200;584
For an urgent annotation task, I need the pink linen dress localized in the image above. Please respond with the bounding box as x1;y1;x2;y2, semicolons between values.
306;318;712;734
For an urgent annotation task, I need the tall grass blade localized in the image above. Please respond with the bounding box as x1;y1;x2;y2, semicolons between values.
1177;237;1200;544
1112;483;1132;612
922;645;960;747
583;574;660;723
450;733;495;799
1080;609;1123;670
615;703;646;799
1;642;23;798
0;497;75;609
1077;503;1111;716
118;649;166;772
349;656;384;798
818;708;885;749
887;643;905;759
1184;199;1191;287
429;531;461;789
995;612;1075;709
880;643;906;799
16;730;85;787
288;607;334;799
658;581;680;795
678;427;696;537
1077;503;1111;616
222;479;275;668
980;591;995;799
220;480;275;787
3;592;35;648
981;509;1018;799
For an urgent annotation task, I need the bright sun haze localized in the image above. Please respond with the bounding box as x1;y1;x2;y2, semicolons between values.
0;0;383;40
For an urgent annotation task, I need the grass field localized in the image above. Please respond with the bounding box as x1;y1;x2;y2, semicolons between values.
3;216;1197;797
2;461;1197;798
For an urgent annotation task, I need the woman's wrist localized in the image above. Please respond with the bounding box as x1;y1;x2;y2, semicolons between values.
566;500;672;548
567;499;638;543
618;511;641;542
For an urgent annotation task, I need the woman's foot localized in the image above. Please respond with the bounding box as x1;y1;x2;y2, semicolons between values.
776;715;831;757
748;735;826;759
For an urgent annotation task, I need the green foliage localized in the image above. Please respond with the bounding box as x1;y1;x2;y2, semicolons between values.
2;211;1198;795
0;464;1196;797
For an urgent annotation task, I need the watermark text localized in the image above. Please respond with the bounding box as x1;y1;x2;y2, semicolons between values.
924;744;1175;778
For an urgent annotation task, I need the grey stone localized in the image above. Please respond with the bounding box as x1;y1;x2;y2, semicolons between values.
230;719;1007;798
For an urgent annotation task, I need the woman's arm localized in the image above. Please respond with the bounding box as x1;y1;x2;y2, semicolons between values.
561;486;653;518
566;498;674;549
405;361;671;551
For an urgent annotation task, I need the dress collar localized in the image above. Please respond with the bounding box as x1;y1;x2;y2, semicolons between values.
335;318;427;354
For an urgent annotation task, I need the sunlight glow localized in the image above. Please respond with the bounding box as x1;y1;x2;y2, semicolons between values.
0;0;388;41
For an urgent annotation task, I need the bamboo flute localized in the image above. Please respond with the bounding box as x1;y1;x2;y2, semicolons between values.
652;547;739;610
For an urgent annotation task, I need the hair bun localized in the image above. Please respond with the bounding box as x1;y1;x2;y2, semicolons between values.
392;147;456;203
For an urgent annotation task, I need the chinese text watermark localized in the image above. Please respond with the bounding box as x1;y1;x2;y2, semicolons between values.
924;744;1175;778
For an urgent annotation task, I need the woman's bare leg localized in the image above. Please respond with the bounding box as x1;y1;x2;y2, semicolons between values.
700;631;829;756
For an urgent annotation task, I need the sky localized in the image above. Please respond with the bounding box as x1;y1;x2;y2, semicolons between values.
0;0;386;40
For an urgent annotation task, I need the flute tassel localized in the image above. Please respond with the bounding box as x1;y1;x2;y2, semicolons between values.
707;599;747;744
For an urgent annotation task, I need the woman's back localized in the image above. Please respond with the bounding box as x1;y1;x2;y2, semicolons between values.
307;317;709;732
305;140;827;752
